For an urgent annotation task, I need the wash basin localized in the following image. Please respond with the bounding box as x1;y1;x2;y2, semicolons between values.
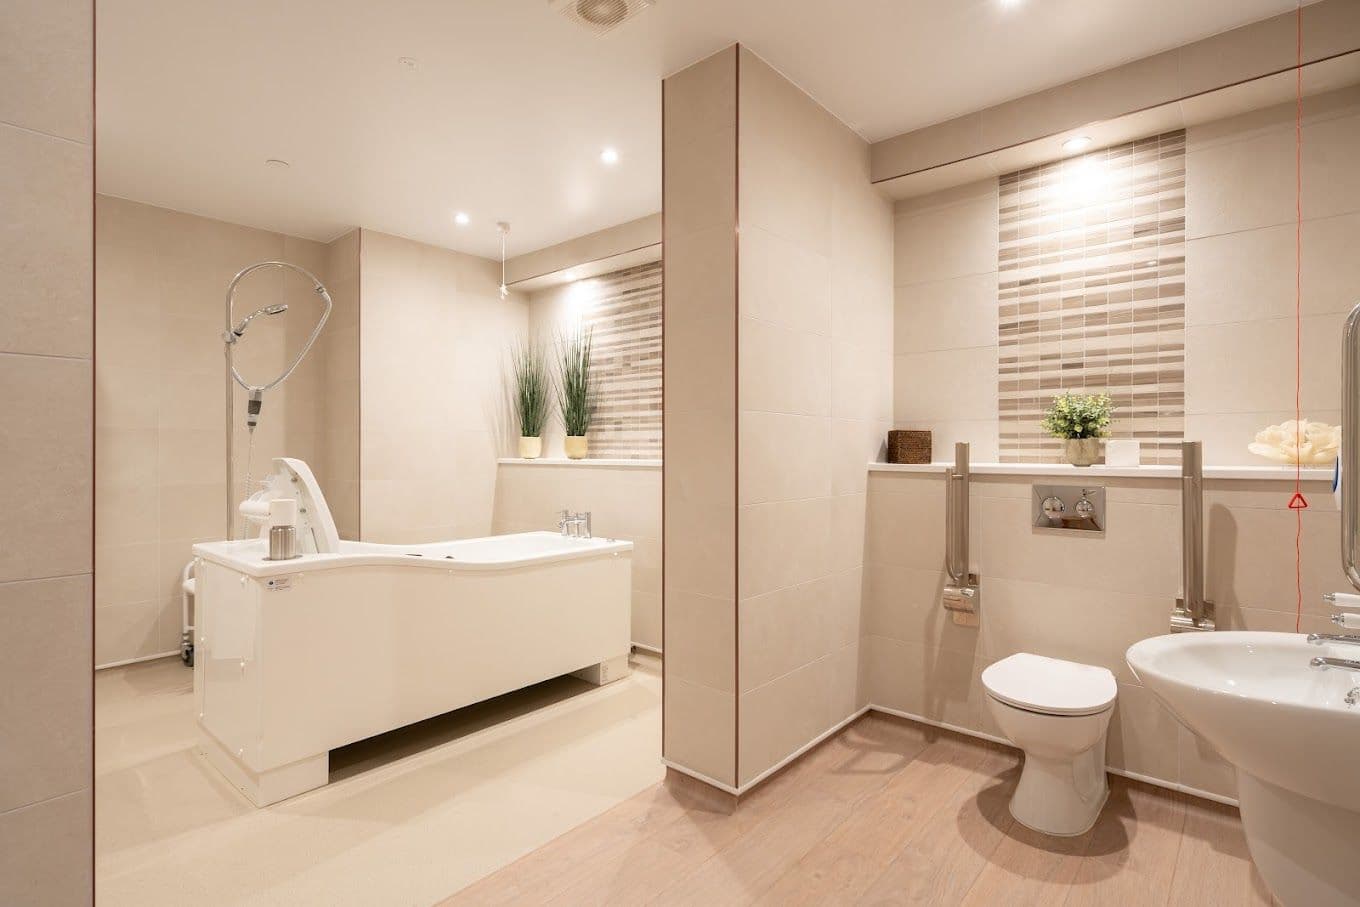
1126;632;1360;906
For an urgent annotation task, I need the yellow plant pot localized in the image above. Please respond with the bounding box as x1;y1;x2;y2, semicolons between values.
564;436;588;460
518;436;542;459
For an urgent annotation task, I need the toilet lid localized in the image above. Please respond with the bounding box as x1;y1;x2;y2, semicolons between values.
982;653;1117;716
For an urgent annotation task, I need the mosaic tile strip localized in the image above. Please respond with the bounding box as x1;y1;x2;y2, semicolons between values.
998;130;1186;464
580;261;663;458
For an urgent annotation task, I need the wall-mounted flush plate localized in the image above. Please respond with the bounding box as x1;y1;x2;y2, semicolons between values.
1032;485;1106;536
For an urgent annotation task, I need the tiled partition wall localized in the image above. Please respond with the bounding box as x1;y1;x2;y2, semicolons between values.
93;196;334;667
734;49;892;787
318;230;361;539
358;230;528;543
863;470;1340;800
492;463;662;651
663;46;740;788
662;46;893;792
0;0;94;900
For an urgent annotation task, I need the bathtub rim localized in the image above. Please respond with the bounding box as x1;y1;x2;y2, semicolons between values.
193;530;634;578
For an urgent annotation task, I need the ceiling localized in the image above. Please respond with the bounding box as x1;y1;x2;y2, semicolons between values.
96;0;1303;259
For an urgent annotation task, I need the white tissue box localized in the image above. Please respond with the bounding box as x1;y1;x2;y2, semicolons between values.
1105;440;1140;467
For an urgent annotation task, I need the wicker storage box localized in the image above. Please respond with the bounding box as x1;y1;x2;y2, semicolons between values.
887;430;932;465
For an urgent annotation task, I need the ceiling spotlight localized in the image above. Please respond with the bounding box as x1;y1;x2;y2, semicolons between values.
1062;135;1094;153
264;158;290;169
600;147;620;165
454;212;470;226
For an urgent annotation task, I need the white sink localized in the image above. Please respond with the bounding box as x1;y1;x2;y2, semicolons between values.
1126;631;1360;907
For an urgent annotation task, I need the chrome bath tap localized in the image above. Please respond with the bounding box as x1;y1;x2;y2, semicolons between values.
558;509;592;539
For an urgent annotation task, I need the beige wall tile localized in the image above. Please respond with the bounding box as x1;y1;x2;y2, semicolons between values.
894;274;998;354
832;340;893;424
893;346;996;426
739;317;831;417
738;498;833;600
664;677;735;788
0;788;92;906
1106;681;1180;782
0;125;92;357
0;576;91;812
893;184;997;285
665;588;735;692
738;654;839;786
1185;313;1341;416
0;0;92;140
739;576;837;693
738;411;831;505
739;225;831;336
0;353;92;582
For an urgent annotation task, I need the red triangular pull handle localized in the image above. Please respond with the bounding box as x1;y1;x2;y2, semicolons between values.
1288;492;1309;510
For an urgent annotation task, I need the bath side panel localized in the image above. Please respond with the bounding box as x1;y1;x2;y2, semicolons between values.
252;552;632;770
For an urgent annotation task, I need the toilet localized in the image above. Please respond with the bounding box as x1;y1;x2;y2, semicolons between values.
982;653;1118;836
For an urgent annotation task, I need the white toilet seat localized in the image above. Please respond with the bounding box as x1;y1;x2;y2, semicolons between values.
982;652;1116;716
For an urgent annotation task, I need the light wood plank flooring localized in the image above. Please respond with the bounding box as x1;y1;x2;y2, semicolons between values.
444;714;1277;906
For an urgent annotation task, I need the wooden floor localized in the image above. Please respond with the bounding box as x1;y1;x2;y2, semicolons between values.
443;714;1277;906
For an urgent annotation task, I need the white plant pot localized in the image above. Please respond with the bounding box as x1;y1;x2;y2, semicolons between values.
1063;438;1101;467
519;436;542;459
564;436;588;460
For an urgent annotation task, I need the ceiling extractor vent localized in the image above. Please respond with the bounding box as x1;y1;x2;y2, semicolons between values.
550;0;655;36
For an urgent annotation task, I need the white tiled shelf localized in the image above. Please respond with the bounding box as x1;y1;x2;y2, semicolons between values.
498;457;662;469
868;461;1335;482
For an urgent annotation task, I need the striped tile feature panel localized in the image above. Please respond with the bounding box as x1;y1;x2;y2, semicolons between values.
581;261;663;458
997;130;1186;465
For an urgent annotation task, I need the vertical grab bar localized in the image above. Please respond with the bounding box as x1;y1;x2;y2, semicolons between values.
1342;303;1360;592
942;442;980;619
1171;440;1215;632
946;442;970;583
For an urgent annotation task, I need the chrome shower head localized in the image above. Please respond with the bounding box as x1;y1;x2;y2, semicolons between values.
226;303;289;342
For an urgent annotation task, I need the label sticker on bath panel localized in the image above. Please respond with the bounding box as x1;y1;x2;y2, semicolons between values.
265;576;293;591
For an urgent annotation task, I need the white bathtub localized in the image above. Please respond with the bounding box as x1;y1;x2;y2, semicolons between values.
191;527;633;806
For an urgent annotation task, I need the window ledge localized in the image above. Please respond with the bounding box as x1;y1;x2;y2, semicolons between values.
868;462;1335;482
498;457;662;469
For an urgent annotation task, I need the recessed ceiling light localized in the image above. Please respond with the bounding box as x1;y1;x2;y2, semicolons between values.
999;0;1022;7
398;57;418;70
454;212;470;226
600;147;620;165
264;158;290;169
1062;135;1094;153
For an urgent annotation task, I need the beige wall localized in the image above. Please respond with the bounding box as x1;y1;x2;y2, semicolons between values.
317;230;361;539
735;49;893;786
93;195;336;667
492;463;662;650
892;179;1000;462
863;470;1340;800
358;230;527;543
0;0;94;900
663;46;740;788
1185;87;1360;464
506;213;660;286
893;85;1360;468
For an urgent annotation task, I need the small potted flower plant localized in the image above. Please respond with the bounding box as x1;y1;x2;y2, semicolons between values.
1041;391;1113;467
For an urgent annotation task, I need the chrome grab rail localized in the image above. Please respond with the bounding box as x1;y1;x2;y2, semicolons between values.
1172;440;1215;632
942;442;980;618
1310;655;1360;672
945;442;969;583
1343;303;1360;592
